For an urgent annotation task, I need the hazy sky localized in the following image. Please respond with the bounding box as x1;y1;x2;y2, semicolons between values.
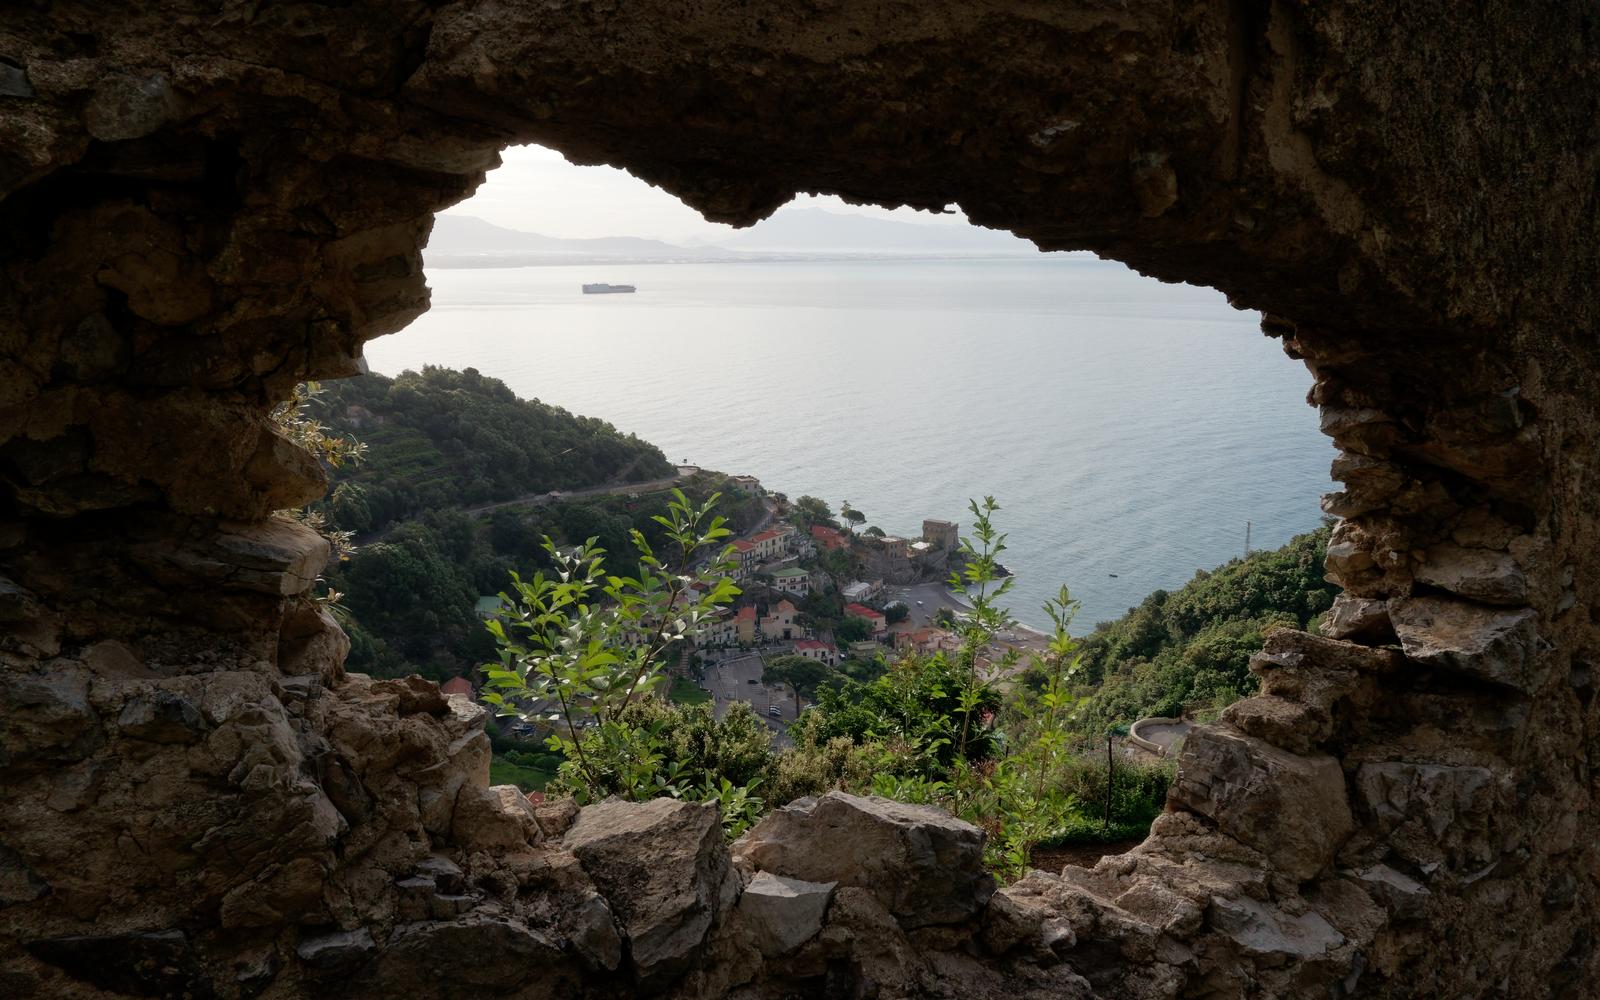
444;144;973;242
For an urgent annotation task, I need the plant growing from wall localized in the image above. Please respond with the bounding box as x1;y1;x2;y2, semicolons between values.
481;490;755;819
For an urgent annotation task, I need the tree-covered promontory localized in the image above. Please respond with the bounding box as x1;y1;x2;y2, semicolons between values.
309;367;764;681
313;366;675;534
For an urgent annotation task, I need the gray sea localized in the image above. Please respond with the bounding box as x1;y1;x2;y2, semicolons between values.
366;256;1334;629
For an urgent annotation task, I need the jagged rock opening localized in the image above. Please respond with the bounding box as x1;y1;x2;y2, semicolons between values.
1;1;1596;997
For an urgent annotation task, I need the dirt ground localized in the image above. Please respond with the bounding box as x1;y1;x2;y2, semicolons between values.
1028;837;1146;873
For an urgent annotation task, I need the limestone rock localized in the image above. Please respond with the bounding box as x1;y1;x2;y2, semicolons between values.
1413;543;1529;605
564;797;737;985
1;666;99;765
369;916;572;994
450;784;544;851
1210;894;1345;959
83;73;178;142
0;845;49;906
1170;725;1352;881
370;675;449;715
566;891;624;972
734;871;835;956
27;929;209;997
296;927;375;970
1354;761;1499;871
1352;863;1430;920
1389;596;1540;690
981;875;1078;957
532;795;581;838
117;690;209;743
1319;594;1395;643
734;792;993;929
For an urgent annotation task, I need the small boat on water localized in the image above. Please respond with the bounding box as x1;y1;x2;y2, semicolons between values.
582;283;636;294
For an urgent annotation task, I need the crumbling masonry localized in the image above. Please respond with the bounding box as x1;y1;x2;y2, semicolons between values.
1;2;1596;997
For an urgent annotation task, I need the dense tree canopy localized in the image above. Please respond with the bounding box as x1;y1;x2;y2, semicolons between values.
1067;522;1337;730
314;366;674;534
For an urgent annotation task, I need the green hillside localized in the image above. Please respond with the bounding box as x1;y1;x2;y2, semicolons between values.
313;366;674;534
1068;522;1337;730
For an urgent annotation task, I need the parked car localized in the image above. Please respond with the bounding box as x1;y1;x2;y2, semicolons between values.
766;706;782;718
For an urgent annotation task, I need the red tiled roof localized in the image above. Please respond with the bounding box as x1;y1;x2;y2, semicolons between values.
749;529;781;543
439;676;474;697
732;539;756;552
845;603;885;620
794;639;832;651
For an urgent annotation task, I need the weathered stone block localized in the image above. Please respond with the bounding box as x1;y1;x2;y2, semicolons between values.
564;798;737;985
1351;863;1430;920
371;917;569;993
734;871;834;956
1389;596;1539;690
734;791;993;929
1414;543;1529;605
27;929;210;997
1354;761;1496;840
1210;893;1345;959
1170;725;1352;881
1319;594;1394;643
450;784;543;851
117;690;209;743
296;927;375;970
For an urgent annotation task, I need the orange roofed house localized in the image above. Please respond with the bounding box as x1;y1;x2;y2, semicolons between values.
809;525;849;552
793;638;838;667
844;603;887;637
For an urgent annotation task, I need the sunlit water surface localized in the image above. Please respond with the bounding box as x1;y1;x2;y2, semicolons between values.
367;257;1333;628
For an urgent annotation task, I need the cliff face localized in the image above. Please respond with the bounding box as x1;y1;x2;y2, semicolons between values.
1;2;1597;997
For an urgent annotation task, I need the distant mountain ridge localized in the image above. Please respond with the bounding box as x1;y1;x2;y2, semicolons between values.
426;214;731;259
690;207;1033;254
426;208;1036;262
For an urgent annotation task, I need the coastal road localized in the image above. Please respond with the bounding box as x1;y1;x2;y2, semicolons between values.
353;469;687;545
459;470;685;517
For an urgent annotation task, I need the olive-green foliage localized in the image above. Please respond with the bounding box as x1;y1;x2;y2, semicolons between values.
565;700;773;798
335;511;494;679
762;655;834;708
789;495;838;530
328;467;763;679
1070;523;1336;731
668;677;712;705
1044;754;1174;837
314;366;674;533
807;653;1004;776
764;730;879;805
488;756;558;793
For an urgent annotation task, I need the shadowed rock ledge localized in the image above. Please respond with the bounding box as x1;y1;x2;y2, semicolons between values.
1;1;1597;997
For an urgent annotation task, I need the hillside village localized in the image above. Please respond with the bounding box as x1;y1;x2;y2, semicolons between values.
474;474;1039;744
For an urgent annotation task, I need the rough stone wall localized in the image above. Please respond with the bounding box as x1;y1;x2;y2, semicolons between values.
1;1;1596;997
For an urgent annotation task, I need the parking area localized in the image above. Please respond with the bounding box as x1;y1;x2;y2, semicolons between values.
882;582;971;628
698;651;796;748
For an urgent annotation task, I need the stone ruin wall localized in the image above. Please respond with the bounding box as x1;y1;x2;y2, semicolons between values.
0;1;1596;996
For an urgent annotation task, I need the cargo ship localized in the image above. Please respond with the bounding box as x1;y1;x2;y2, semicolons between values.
582;283;636;294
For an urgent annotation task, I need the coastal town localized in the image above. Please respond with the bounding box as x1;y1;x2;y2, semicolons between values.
473;473;1048;745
